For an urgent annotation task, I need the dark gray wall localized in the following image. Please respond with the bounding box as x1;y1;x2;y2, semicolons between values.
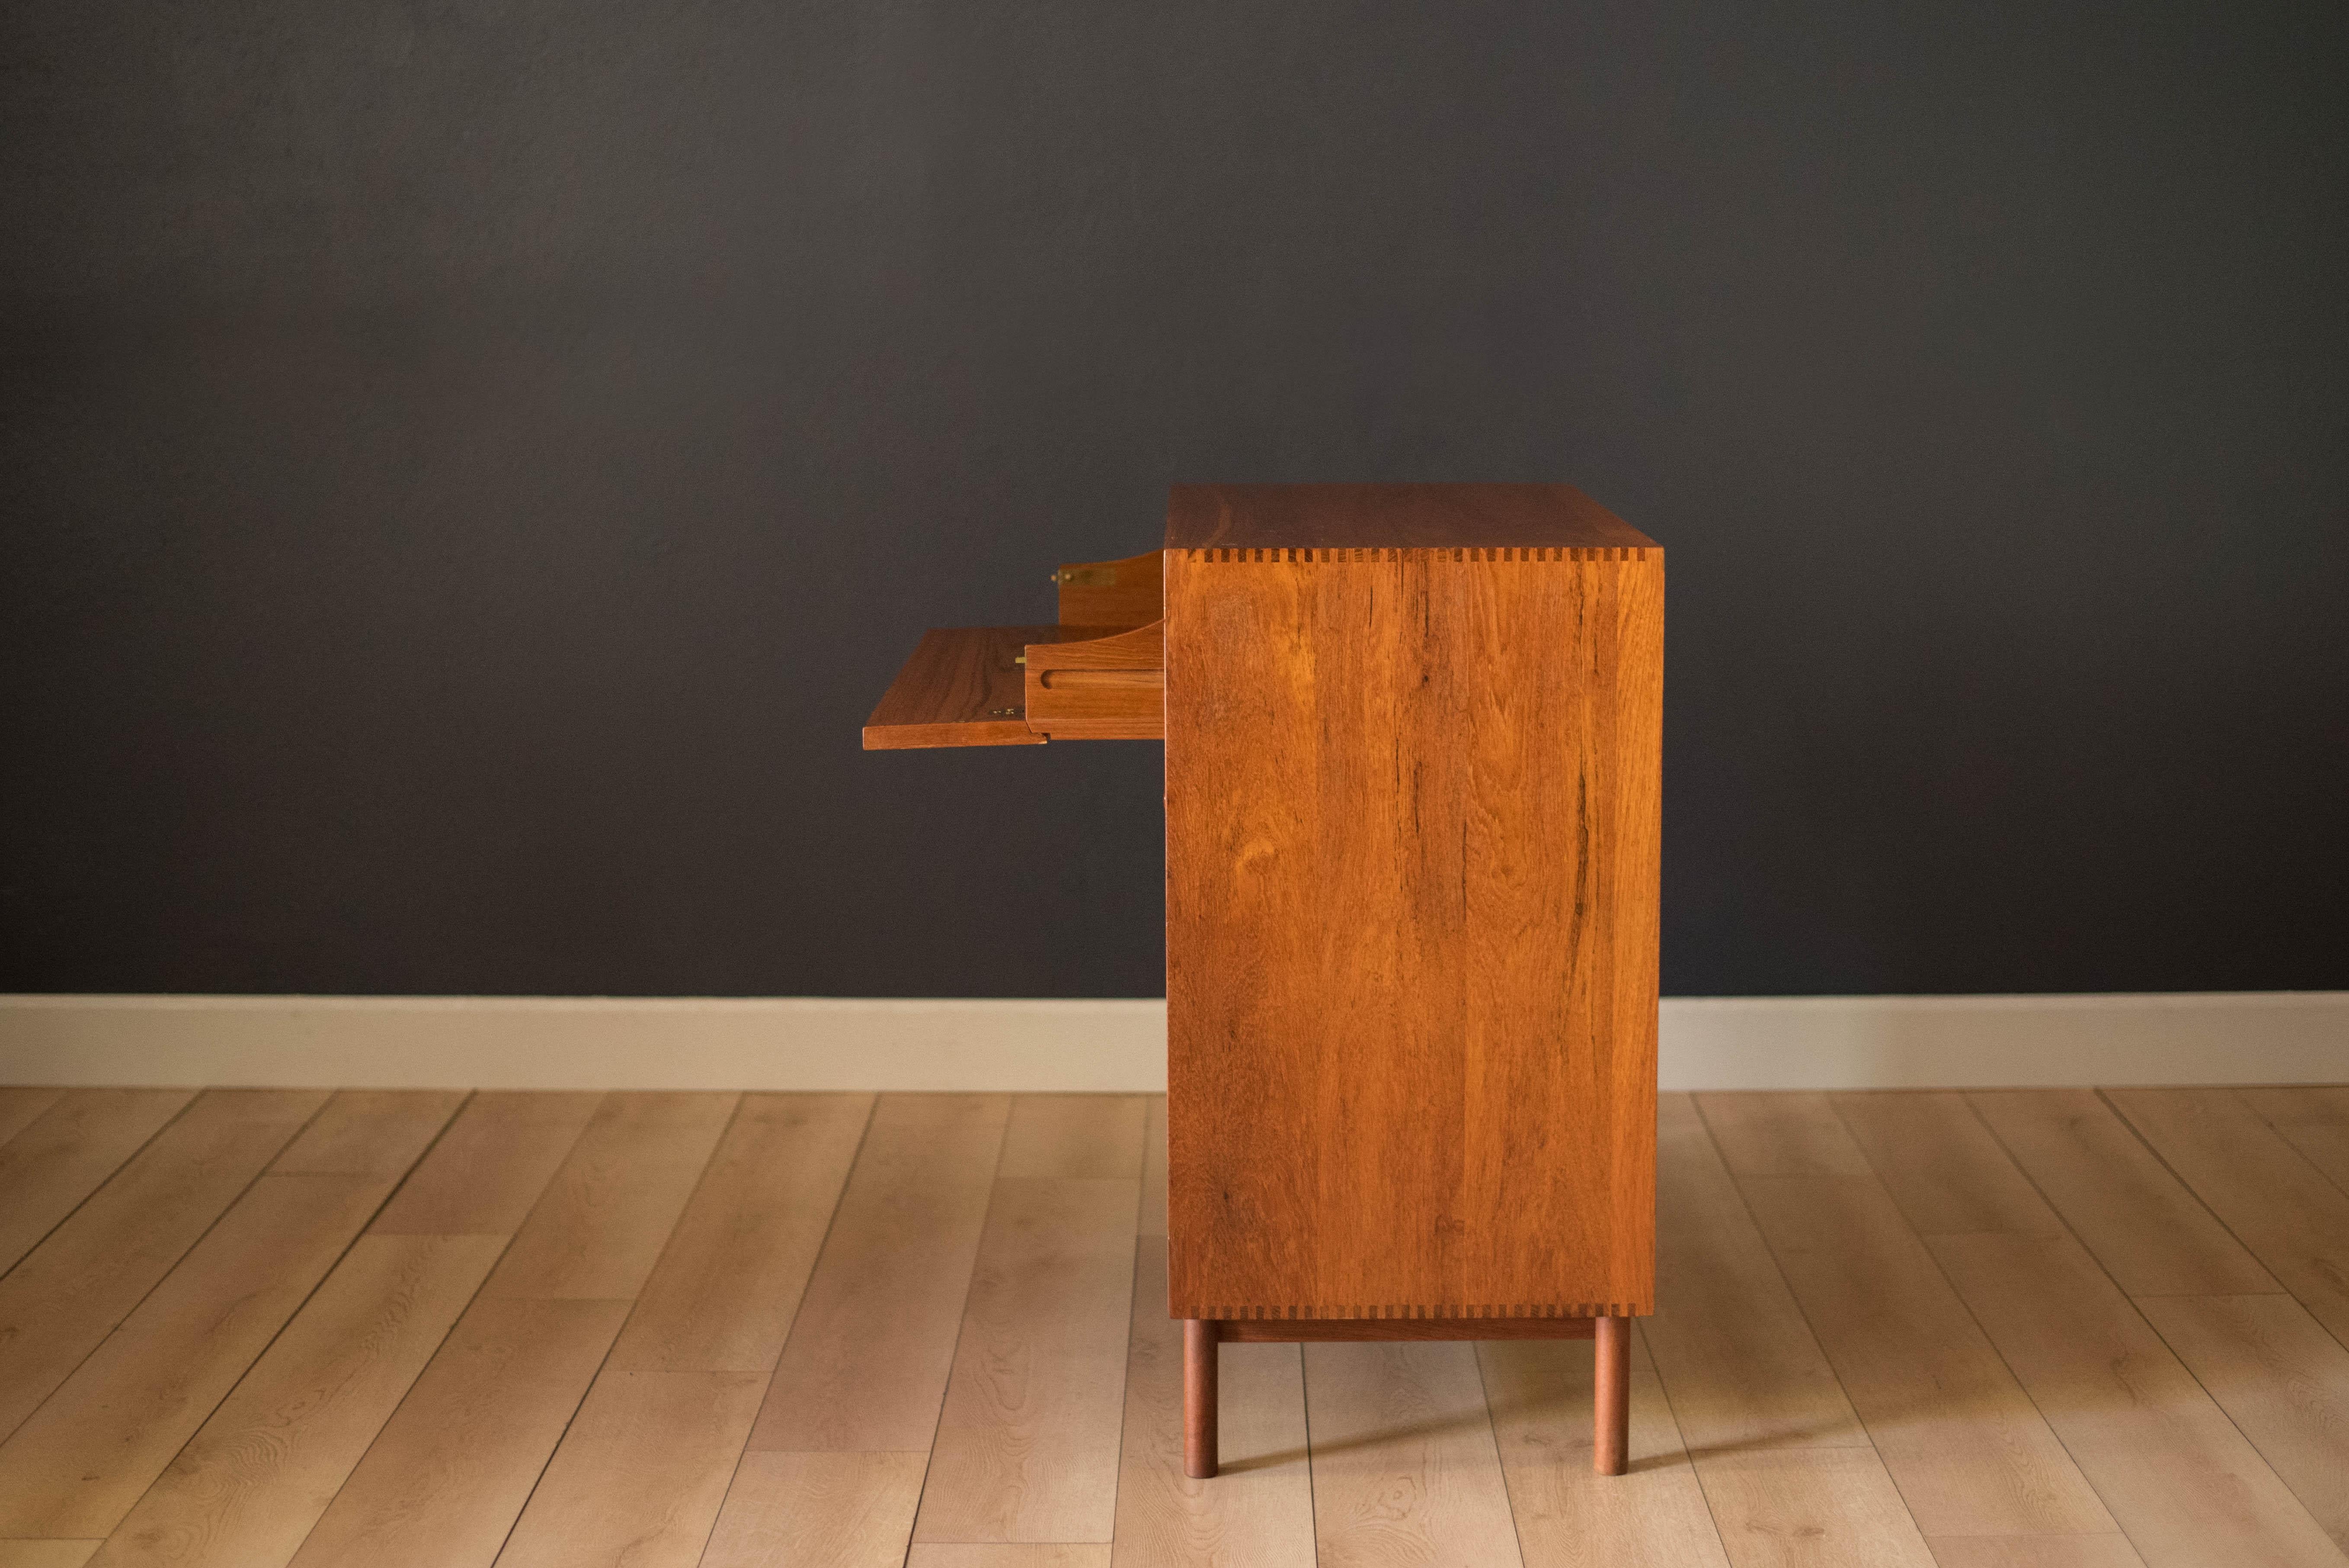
4;0;2344;997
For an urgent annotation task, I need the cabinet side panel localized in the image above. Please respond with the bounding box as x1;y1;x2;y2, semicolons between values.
1165;549;1660;1320
1453;557;1660;1312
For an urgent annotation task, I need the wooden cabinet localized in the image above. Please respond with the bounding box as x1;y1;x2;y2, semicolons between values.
866;483;1663;1478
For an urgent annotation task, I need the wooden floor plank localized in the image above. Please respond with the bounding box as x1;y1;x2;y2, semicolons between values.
995;1094;1150;1180
269;1090;467;1177
1830;1093;2066;1238
84;1232;505;1568
1640;1095;1868;1453
2104;1089;2349;1344
490;1369;768;1568
0;1174;393;1536
605;1093;870;1373
913;1177;1141;1544
1140;1096;1168;1241
0;1089;328;1441
1927;1231;2346;1568
1479;1325;1731;1568
2240;1087;2349;1193
287;1297;630;1568
1110;1243;1314;1568
1843;1092;2344;1568
0;1544;103;1568
1695;1092;1873;1178
2135;1293;2349;1551
1700;1094;2115;1538
9;1082;2342;1568
1301;1339;1524;1568
913;1099;1145;1546
0;1086;68;1148
0;1091;464;1536
1922;1538;2147;1568
751;1094;1010;1452
1690;1449;1938;1568
369;1091;603;1235
699;1450;928;1568
905;1549;1113;1567
478;1091;737;1300
0;1089;196;1274
1968;1090;2275;1294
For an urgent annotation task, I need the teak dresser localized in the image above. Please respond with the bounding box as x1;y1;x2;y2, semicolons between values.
866;483;1663;1478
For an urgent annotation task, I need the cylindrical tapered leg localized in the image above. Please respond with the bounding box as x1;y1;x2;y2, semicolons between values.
1183;1318;1219;1478
1594;1315;1631;1476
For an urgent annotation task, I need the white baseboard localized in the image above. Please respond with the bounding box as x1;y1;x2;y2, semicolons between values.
0;992;2340;1092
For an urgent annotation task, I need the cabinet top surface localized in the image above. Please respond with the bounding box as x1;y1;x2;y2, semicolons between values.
1164;483;1658;552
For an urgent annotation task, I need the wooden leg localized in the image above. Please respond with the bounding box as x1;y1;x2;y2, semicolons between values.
1183;1318;1219;1478
1593;1315;1630;1475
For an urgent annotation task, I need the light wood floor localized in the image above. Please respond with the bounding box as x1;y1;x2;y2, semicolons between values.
0;1086;2345;1567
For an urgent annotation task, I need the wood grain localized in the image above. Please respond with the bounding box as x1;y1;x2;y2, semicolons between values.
2240;1085;2349;1191
1111;1244;1315;1568
368;1091;602;1234
1300;1341;1525;1568
701;1450;928;1568
0;1089;195;1274
864;626;1125;749
0;1088;326;1441
913;1176;1140;1544
1055;549;1164;629
0;1174;393;1536
751;1093;1010;1452
1689;1449;1939;1568
1479;1328;1732;1568
2134;1293;2349;1550
2103;1088;2349;1343
84;1232;504;1568
1163;483;1655;552
605;1091;871;1371
1968;1089;2276;1294
1701;1094;2115;1537
493;1369;768;1568
479;1091;736;1300
1639;1096;1867;1453
1164;533;1660;1319
287;1297;630;1568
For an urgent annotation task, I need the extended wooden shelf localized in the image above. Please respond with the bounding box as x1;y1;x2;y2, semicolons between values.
864;623;1162;749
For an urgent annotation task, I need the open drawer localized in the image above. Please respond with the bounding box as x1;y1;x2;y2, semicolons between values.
863;551;1166;749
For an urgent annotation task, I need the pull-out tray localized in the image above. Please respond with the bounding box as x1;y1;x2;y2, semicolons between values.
865;624;1154;749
